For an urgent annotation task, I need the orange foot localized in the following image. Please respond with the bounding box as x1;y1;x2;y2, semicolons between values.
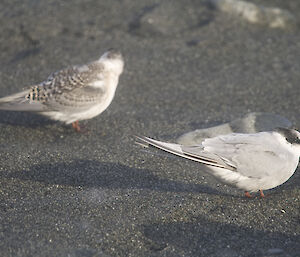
72;121;81;132
244;191;252;198
259;189;265;198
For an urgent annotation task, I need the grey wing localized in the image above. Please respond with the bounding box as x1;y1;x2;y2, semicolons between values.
180;145;237;170
42;63;106;111
136;136;236;170
45;85;106;112
202;132;289;178
0;65;92;112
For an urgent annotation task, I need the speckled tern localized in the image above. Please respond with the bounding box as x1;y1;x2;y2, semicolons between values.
0;49;124;132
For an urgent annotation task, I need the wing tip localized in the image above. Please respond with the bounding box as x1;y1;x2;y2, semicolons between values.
134;135;150;148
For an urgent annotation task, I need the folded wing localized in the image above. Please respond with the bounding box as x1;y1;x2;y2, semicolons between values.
136;136;236;170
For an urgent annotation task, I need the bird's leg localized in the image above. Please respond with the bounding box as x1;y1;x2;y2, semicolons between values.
72;121;81;132
72;121;90;133
259;189;265;198
244;191;252;198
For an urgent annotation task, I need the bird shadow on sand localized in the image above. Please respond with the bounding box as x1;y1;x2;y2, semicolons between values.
0;111;56;128
141;216;300;256
1;159;235;196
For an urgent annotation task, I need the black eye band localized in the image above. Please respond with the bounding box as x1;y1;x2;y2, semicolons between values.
276;128;300;145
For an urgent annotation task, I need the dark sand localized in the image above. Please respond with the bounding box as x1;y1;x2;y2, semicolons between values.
0;0;299;256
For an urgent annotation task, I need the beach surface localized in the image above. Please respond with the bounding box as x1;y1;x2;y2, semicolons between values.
0;0;299;256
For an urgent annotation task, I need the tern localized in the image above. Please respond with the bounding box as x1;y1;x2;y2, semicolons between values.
137;128;300;197
0;49;124;132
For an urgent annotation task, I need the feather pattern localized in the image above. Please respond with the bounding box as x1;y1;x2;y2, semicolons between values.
0;49;124;124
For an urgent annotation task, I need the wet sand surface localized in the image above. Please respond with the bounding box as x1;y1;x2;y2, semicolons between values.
0;1;299;256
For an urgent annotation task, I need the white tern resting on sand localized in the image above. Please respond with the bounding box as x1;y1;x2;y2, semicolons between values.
137;128;300;197
0;49;124;131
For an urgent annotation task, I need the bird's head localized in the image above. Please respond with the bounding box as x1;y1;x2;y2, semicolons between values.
99;49;124;76
276;127;300;156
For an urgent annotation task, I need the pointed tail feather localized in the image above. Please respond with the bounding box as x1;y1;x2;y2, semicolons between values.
0;90;44;111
